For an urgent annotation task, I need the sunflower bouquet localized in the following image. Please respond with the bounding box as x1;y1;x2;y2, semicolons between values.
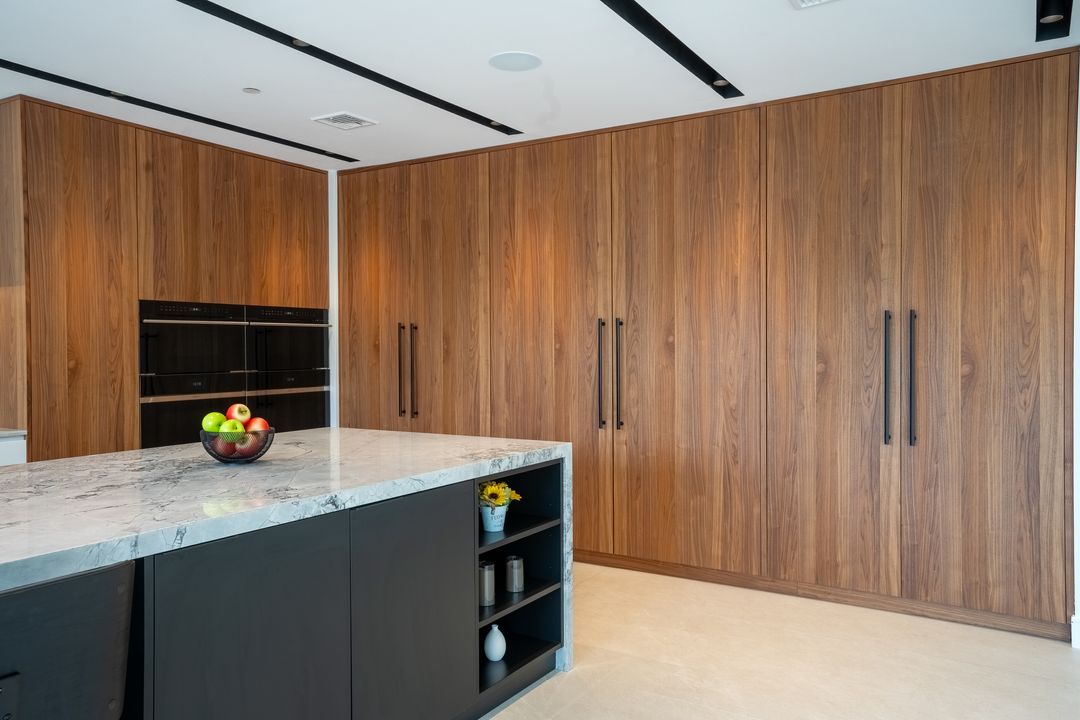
478;480;522;508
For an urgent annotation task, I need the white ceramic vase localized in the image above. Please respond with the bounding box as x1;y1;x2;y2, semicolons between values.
484;624;507;662
481;503;509;532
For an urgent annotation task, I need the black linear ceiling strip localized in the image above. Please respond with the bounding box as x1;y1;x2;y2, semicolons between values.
175;0;523;135
0;58;357;162
598;0;743;99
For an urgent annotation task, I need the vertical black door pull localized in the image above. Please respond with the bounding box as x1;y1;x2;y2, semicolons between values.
908;310;917;446
597;319;607;429
615;318;625;429
883;310;892;445
397;323;406;417
409;324;419;418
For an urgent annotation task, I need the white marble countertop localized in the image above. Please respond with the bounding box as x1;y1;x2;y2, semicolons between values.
0;427;571;594
0;429;27;438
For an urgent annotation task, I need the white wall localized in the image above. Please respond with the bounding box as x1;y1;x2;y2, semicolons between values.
0;435;26;466
328;170;340;429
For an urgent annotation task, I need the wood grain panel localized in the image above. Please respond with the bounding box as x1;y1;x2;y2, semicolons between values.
901;56;1069;623
137;132;245;305
338;166;410;430
408;155;490;436
138;133;328;308
24;102;139;460
0;99;27;431
766;87;903;595
488;135;614;554
246;156;328;308
611;112;763;574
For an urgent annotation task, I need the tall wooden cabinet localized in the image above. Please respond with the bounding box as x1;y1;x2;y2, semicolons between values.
611;113;764;574
766;86;903;596
338;155;490;437
901;56;1070;624
336;52;1075;638
488;135;614;554
138;131;329;308
21;101;141;461
408;155;491;436
338;166;410;431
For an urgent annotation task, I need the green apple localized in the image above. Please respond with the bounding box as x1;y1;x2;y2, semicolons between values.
202;411;227;433
218;419;246;443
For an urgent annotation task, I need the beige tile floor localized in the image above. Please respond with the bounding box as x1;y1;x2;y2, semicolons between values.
495;563;1080;719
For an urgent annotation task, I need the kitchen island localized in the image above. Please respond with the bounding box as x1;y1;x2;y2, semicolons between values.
0;428;572;719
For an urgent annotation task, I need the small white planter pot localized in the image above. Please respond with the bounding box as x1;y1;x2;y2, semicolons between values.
481;504;509;532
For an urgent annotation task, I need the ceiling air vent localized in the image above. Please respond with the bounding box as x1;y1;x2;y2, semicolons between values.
310;112;378;130
789;0;841;8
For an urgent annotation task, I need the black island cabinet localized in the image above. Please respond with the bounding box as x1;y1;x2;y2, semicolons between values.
113;458;566;720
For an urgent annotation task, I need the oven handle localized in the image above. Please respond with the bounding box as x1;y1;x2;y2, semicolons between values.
140;386;329;404
141;319;248;326
248;321;332;328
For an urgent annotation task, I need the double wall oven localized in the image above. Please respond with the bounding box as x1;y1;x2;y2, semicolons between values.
139;301;329;448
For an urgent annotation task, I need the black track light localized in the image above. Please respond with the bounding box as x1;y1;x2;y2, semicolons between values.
1036;0;1073;41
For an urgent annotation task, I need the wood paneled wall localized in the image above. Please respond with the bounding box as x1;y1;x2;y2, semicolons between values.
337;50;1076;640
0;96;330;460
0;99;27;432
23;101;140;460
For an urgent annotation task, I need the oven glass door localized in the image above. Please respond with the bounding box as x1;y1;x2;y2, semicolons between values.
247;325;328;373
142;321;247;375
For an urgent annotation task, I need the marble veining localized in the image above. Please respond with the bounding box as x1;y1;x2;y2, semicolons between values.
0;428;572;602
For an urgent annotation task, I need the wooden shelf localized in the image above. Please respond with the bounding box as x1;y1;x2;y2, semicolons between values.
479;514;560;553
479;632;561;693
479;579;560;628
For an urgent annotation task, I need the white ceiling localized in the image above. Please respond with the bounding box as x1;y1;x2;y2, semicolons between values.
0;0;1074;170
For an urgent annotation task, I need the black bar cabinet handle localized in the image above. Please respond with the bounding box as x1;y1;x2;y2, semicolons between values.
615;318;624;429
409;323;419;418
908;310;916;446
883;310;892;445
397;323;406;417
597;319;607;429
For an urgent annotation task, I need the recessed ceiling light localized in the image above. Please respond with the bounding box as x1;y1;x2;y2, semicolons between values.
712;78;730;87
488;51;542;72
242;87;261;94
490;120;502;127
109;90;125;97
1040;13;1065;22
292;38;310;47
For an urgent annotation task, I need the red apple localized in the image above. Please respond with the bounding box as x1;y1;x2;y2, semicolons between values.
244;417;270;432
234;432;263;458
210;435;237;457
225;403;252;424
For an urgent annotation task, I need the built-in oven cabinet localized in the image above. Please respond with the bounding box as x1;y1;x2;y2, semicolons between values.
139;301;330;448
